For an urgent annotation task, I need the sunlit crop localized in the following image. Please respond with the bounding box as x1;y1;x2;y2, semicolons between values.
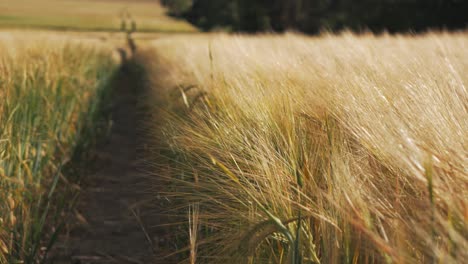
0;32;117;263
141;32;467;263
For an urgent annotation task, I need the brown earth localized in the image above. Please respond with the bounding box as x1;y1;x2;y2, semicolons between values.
48;52;158;264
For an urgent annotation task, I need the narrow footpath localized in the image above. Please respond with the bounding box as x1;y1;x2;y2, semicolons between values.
51;52;154;263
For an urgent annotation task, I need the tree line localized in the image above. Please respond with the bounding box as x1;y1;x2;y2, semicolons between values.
161;0;467;33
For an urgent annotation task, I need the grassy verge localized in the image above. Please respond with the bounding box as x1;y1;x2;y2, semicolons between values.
0;32;118;263
139;32;467;263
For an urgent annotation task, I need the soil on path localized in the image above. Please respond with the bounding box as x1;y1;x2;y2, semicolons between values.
50;57;155;263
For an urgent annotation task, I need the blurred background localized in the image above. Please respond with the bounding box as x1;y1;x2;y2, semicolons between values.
0;0;466;34
0;0;196;33
162;0;468;33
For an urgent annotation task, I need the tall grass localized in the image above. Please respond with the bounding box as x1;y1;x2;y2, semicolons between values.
0;32;118;263
140;32;467;263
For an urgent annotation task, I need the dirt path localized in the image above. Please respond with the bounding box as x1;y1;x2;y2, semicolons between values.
50;58;155;263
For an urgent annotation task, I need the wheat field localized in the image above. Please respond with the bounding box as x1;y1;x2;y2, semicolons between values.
0;31;118;262
140;32;467;263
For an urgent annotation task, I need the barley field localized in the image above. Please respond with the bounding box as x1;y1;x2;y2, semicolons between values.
140;32;468;263
0;1;466;262
0;32;118;262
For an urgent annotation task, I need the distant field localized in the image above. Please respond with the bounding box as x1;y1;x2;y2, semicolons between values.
0;0;197;32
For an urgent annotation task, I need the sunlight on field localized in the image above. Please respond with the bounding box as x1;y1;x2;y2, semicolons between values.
0;31;118;262
0;0;196;32
139;32;468;263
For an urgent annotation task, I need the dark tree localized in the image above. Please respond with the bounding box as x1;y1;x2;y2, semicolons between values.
161;0;468;34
